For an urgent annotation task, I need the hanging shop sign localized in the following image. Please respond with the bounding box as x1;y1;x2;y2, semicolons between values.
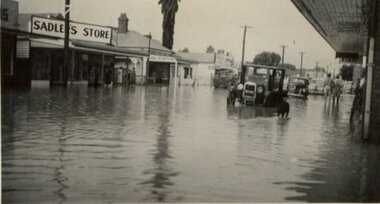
31;16;112;44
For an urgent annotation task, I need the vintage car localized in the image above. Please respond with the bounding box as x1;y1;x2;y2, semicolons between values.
238;64;287;107
286;76;309;98
308;78;324;95
213;68;238;88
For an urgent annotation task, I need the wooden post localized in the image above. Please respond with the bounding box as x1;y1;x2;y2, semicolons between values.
63;0;70;86
101;54;105;85
70;50;75;86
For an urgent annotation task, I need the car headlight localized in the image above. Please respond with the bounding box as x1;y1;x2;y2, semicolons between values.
237;83;244;90
257;86;264;93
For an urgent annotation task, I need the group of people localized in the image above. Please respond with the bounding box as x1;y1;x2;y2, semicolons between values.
323;73;344;104
116;67;136;86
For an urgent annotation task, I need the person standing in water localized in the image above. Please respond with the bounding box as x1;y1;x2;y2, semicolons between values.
323;73;334;103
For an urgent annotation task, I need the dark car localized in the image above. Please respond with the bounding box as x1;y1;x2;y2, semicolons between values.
286;76;309;98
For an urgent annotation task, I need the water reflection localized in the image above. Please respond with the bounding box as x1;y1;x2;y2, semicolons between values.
2;87;380;203
140;87;179;202
274;95;380;202
227;106;276;119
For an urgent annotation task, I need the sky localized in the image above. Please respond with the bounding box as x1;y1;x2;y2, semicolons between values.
16;0;340;71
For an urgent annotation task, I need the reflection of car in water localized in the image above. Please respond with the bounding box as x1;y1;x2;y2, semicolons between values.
235;64;287;107
308;78;324;95
286;76;309;98
213;68;238;88
227;106;277;119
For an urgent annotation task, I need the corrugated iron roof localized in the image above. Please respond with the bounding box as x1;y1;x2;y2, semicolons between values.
291;0;370;55
116;31;173;55
176;52;216;63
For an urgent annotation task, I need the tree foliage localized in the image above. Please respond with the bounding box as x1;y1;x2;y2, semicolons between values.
158;0;180;50
181;47;189;52
283;63;296;70
340;64;353;81
206;45;215;53
253;52;281;66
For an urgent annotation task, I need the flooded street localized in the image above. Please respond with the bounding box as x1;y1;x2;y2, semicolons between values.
2;85;380;203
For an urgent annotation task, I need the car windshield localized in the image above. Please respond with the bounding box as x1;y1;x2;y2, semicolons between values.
216;70;234;78
247;67;268;77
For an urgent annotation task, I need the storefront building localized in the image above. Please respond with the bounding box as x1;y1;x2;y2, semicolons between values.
16;13;147;86
176;57;198;86
291;0;380;144
116;13;178;86
1;0;19;87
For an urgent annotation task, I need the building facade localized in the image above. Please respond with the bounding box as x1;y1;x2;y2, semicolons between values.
115;13;178;86
177;52;236;86
14;13;148;87
1;0;19;87
291;0;380;144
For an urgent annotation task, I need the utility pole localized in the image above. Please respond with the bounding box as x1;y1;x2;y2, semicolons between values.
299;51;305;76
240;25;252;67
280;45;287;67
63;0;70;86
240;25;251;83
315;61;318;78
145;32;152;84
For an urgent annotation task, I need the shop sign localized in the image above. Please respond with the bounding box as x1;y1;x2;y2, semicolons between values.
31;16;112;44
149;55;176;63
1;0;18;30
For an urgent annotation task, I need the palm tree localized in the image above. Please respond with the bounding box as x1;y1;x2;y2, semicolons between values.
158;0;180;50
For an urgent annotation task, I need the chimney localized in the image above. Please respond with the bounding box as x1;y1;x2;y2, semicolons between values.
118;13;129;33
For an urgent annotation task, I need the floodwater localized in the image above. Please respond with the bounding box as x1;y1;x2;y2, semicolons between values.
2;85;380;203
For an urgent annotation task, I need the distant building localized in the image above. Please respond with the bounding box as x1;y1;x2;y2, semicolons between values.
115;13;177;85
177;52;236;85
175;55;198;86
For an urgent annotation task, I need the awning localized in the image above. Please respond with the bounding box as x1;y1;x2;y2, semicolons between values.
291;0;370;55
1;27;60;39
29;38;147;58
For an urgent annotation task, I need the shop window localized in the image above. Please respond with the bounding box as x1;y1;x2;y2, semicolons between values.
183;67;192;79
184;67;190;79
1;9;8;21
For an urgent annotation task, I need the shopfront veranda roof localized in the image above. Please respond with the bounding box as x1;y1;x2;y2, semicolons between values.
28;38;148;58
291;0;371;58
